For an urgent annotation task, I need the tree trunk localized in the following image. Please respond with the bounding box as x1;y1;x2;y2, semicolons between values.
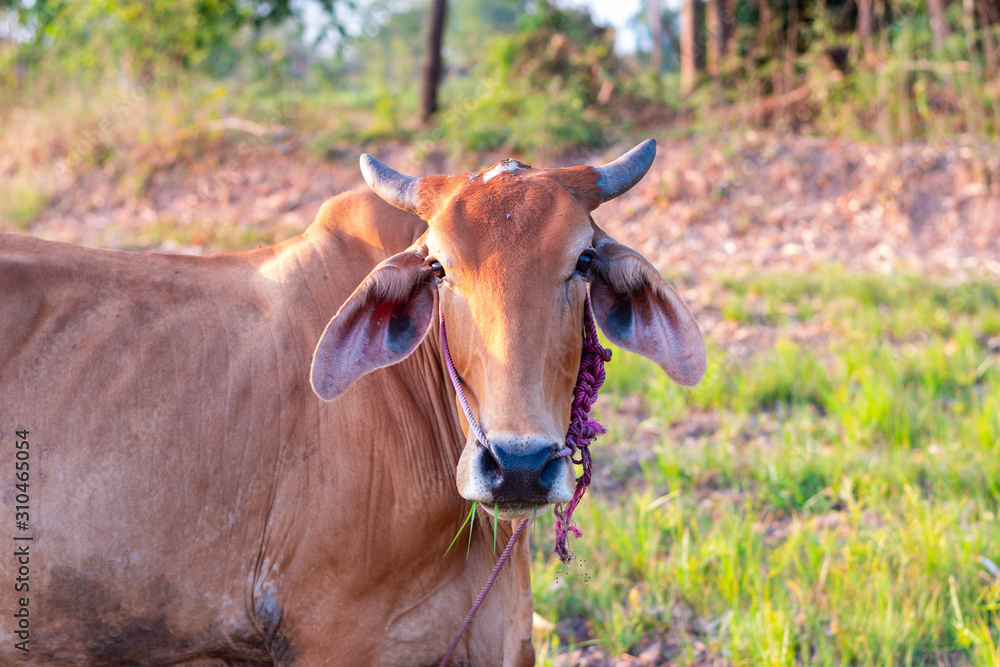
706;0;733;76
680;0;705;95
756;0;772;48
857;0;874;59
648;0;663;72
961;0;983;137
978;0;998;76
421;0;448;124
963;0;977;60
928;0;952;51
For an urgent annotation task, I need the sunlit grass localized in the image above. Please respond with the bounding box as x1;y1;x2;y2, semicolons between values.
445;500;478;558
0;174;50;231
532;269;1000;665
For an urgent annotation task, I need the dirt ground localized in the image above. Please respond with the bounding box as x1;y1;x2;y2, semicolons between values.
24;132;1000;282
22;131;1000;378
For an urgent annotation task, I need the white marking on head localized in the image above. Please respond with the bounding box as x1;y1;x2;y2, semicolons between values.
482;160;523;183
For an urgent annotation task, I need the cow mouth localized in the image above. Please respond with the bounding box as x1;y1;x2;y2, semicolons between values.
481;503;552;520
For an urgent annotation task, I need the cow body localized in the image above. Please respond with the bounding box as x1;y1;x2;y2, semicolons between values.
0;190;532;665
0;140;705;665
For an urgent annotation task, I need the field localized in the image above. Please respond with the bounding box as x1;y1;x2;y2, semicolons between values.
531;270;1000;666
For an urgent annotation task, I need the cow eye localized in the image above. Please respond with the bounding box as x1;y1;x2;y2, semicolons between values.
429;261;446;280
575;250;595;275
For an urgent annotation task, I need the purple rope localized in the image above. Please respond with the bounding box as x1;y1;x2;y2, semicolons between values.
440;308;492;453
438;518;528;667
553;295;612;563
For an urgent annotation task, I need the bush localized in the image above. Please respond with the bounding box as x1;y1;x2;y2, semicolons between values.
430;3;669;161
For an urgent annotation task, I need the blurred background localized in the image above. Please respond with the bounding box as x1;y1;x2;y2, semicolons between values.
2;1;999;664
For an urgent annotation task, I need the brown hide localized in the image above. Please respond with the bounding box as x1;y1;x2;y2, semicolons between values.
0;189;533;666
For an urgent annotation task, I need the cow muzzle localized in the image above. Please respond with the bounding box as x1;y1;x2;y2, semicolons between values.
457;433;576;517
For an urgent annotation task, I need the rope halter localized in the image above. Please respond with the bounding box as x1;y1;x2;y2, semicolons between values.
439;294;611;563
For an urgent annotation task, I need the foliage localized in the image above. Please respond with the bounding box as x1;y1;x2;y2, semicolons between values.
684;0;1000;140
429;2;671;161
5;0;999;149
0;0;339;87
0;173;49;231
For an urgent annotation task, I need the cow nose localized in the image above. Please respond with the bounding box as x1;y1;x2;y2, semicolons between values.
478;437;565;504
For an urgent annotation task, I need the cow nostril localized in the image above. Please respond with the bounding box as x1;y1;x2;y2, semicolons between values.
475;440;567;504
479;446;502;486
538;456;563;490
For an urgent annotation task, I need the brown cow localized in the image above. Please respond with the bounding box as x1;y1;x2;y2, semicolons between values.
0;140;704;665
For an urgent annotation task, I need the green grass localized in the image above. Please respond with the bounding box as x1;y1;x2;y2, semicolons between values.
122;218;292;251
446;500;478;558
0;176;50;231
532;269;1000;666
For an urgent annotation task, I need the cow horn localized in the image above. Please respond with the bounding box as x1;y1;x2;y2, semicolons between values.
360;154;420;215
594;139;657;202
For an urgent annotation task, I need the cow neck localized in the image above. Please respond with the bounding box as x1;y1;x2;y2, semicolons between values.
438;294;611;562
438;518;527;667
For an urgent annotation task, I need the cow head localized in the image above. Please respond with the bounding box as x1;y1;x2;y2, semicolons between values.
311;140;706;519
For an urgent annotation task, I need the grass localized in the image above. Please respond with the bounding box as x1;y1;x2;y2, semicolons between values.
530;269;1000;666
122;218;294;252
446;500;479;558
0;175;50;231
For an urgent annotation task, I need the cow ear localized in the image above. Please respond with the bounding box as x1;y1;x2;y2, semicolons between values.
311;250;436;401
590;240;706;387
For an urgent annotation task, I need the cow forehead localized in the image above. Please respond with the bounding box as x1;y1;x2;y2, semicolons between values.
422;165;594;270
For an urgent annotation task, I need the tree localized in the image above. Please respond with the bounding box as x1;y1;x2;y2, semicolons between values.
648;0;664;71
706;0;733;76
0;0;340;79
927;0;951;51
421;0;448;124
680;0;704;95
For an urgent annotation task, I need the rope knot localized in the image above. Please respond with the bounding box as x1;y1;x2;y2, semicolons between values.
554;295;611;563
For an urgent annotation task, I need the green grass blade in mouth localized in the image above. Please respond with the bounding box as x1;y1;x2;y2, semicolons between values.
445;500;477;558
467;500;477;557
493;502;500;554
